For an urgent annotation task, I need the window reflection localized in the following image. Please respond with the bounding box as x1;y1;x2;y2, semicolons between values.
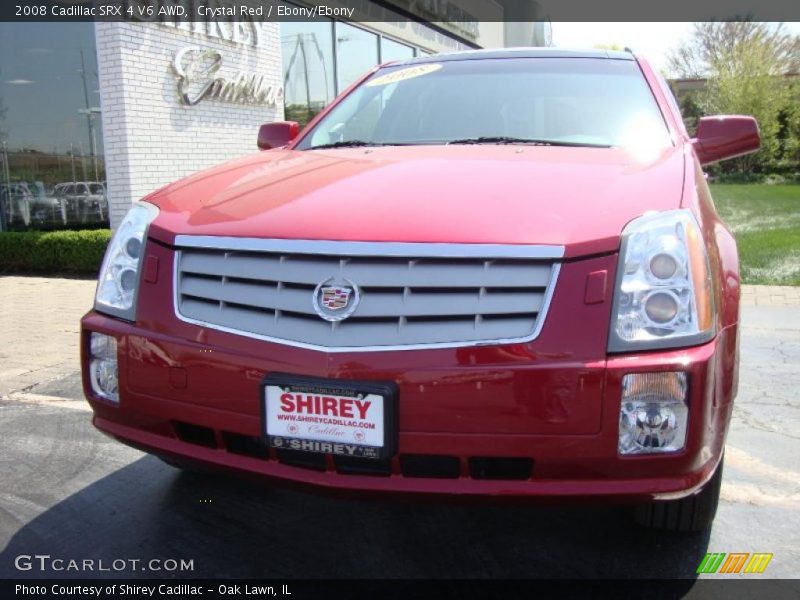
381;38;415;63
335;23;379;92
0;23;107;231
281;18;335;128
279;11;430;131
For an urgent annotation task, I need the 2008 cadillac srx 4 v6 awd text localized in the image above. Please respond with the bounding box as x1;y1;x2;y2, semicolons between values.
82;49;760;531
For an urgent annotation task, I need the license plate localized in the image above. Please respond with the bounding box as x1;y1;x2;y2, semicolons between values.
262;373;397;460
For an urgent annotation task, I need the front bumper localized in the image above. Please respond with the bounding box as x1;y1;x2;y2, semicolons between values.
81;308;734;503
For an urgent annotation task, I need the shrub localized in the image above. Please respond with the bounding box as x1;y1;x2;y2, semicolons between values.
710;172;800;185
0;229;112;275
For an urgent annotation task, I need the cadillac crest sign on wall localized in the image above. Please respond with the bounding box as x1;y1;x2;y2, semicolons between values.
172;47;283;106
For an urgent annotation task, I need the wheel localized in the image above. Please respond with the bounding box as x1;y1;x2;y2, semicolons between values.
634;456;724;532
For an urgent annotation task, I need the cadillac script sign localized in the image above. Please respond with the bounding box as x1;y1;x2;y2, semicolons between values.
172;47;283;106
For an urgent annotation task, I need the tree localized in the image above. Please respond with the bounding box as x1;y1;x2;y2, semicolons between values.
781;78;800;171
669;22;799;79
668;22;800;173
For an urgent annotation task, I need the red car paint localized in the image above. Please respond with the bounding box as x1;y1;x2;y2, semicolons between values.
147;144;684;259
81;50;750;502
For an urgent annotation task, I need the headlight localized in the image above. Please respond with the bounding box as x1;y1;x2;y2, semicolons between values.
608;209;715;352
95;202;159;320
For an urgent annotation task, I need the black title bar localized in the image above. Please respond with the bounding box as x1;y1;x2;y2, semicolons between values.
5;579;800;600
3;0;800;23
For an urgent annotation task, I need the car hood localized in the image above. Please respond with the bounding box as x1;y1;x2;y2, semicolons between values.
147;144;685;258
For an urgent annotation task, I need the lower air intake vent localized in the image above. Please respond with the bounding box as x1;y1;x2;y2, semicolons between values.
469;457;533;480
334;455;392;477
401;454;460;479
172;422;217;448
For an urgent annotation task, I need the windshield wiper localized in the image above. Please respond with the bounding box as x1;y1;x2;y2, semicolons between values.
447;136;611;148
309;137;611;149
308;140;388;150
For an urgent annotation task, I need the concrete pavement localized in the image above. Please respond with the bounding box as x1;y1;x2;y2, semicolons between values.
740;284;800;306
0;276;94;400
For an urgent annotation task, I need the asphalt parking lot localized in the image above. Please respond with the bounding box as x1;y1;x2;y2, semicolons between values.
0;277;798;580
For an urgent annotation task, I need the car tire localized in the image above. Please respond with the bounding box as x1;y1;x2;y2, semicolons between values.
634;456;724;532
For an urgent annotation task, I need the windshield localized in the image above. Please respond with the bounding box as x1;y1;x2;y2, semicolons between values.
296;57;671;150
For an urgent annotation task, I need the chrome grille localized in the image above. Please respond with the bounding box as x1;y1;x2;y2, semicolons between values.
174;237;562;351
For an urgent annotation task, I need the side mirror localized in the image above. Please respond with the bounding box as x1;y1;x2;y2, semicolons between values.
691;116;760;166
257;121;299;150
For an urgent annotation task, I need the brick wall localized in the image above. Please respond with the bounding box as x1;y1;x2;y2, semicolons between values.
95;21;282;227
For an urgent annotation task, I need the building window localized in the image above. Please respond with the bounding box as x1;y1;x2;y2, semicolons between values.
281;18;335;128
0;23;107;231
380;37;415;63
335;22;379;92
280;14;435;128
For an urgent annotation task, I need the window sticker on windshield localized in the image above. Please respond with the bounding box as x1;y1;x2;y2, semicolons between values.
365;63;442;87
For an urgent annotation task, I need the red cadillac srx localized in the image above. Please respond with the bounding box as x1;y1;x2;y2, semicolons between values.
81;49;760;531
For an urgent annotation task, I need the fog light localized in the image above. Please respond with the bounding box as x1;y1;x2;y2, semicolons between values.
619;372;687;454
89;332;118;403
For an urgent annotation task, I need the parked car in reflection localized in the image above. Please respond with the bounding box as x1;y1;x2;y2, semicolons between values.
0;182;33;228
28;181;68;227
56;181;109;225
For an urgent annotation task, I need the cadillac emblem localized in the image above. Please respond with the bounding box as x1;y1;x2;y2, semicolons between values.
313;278;360;322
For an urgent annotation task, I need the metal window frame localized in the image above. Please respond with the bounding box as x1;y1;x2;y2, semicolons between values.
172;236;563;353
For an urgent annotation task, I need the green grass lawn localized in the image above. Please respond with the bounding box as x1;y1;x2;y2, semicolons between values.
711;183;800;286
